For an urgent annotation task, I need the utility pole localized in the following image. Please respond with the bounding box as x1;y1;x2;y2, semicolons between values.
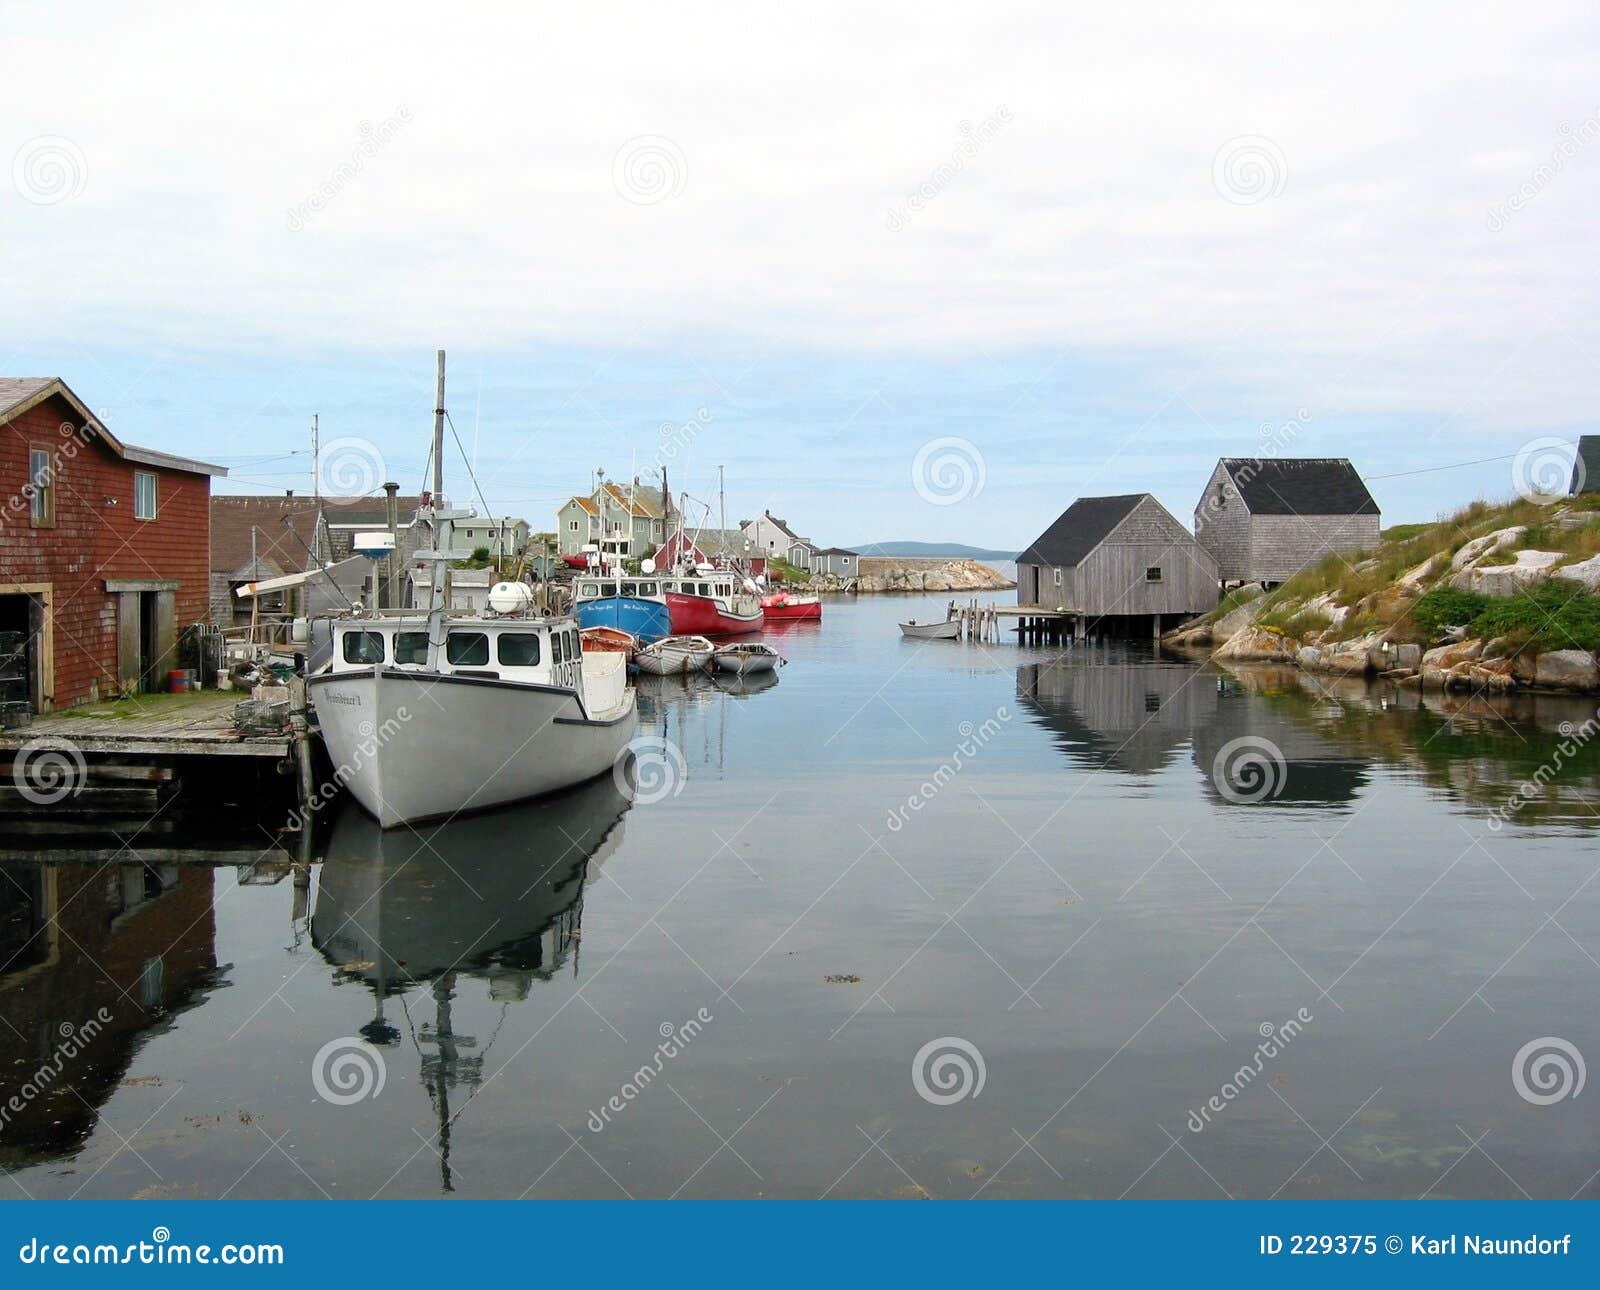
311;413;319;505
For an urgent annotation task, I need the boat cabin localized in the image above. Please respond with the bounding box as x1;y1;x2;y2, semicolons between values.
327;617;586;691
571;571;751;604
573;577;664;603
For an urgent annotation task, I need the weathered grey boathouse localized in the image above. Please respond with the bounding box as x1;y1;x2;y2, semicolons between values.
1016;493;1218;639
1194;457;1379;586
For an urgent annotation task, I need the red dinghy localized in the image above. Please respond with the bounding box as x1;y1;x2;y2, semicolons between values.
663;571;764;636
761;592;822;622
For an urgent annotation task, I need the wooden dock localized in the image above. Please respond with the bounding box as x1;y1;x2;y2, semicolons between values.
947;600;1173;643
0;692;289;758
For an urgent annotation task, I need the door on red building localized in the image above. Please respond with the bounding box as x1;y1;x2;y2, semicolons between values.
0;593;44;715
111;583;177;694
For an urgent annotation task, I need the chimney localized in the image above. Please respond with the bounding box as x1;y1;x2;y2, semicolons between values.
384;481;400;609
285;489;294;497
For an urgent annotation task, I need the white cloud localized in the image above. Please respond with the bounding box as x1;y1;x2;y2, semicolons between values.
3;0;1597;431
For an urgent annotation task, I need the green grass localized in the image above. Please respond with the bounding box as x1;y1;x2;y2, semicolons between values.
1381;523;1432;543
59;691;236;720
1411;578;1600;652
766;556;807;583
1256;605;1335;638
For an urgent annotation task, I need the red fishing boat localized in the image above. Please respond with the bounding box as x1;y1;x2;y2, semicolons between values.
761;592;822;622
662;571;764;635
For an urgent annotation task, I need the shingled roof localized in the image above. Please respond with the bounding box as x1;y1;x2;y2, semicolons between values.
1219;458;1378;516
2;376;227;477
1018;494;1147;568
1572;436;1600;495
211;496;326;578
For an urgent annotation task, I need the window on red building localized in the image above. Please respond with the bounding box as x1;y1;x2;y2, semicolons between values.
28;449;53;526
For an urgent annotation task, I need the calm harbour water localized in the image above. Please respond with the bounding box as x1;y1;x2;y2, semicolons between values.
3;590;1598;1199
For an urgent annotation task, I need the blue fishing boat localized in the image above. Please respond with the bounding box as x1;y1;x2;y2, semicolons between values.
570;574;671;643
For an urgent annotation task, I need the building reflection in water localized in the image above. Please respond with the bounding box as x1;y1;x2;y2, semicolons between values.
311;774;631;1191
0;857;220;1165
1015;653;1369;806
1015;655;1218;775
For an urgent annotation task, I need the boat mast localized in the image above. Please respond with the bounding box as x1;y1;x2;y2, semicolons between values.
425;350;449;669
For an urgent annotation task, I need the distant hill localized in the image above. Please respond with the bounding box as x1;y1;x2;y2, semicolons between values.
847;541;1017;560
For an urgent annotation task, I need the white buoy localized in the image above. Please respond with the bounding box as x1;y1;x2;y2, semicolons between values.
487;582;535;614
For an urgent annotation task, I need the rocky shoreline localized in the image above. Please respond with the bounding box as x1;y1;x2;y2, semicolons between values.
1164;500;1600;696
805;556;1015;595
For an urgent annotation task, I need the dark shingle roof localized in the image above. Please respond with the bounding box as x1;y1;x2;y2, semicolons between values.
1572;436;1600;494
1018;494;1145;567
211;496;325;574
1219;458;1378;516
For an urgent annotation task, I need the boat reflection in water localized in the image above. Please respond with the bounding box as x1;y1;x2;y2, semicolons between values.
311;774;630;1191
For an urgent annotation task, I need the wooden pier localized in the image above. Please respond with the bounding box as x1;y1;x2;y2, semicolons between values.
0;690;295;820
946;600;1177;644
0;691;290;758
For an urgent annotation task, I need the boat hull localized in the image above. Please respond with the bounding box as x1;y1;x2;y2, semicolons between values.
899;619;961;639
712;647;782;675
762;599;822;621
580;626;638;655
634;635;715;675
309;668;637;829
665;591;763;636
573;596;671;643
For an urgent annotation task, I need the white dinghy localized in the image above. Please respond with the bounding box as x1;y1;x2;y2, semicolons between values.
711;641;785;676
634;634;716;675
898;617;961;640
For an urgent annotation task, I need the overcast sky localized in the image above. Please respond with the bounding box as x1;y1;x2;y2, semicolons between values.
4;2;1597;543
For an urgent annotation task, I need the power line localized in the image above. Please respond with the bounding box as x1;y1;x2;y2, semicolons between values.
1366;448;1545;481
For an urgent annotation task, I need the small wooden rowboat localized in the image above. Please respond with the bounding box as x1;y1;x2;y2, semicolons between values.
580;626;638;655
634;634;716;675
761;593;822;621
711;642;785;675
898;618;960;640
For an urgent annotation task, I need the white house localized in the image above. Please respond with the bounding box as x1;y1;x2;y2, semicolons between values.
741;510;815;570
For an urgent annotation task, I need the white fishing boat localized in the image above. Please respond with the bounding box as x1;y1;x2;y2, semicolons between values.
634;634;716;676
308;351;638;829
899;617;961;640
711;641;785;675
